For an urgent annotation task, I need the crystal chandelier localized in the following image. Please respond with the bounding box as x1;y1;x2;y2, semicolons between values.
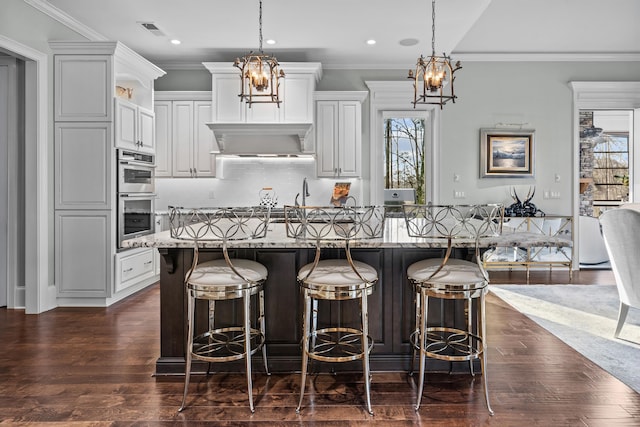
233;0;285;107
408;0;462;108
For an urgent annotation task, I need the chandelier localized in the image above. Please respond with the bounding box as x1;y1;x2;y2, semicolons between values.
234;0;285;107
408;0;462;108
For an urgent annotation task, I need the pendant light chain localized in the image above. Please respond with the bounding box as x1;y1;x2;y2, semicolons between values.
431;0;436;56
258;0;264;54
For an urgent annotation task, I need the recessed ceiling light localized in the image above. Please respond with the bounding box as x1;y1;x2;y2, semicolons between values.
366;39;377;45
266;39;276;45
170;39;181;45
399;38;419;47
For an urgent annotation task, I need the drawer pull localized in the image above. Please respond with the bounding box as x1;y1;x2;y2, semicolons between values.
123;267;134;273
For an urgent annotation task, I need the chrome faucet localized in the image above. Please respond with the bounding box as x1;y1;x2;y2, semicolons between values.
295;177;311;207
302;177;310;206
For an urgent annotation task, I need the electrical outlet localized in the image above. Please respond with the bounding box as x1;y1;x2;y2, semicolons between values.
543;190;550;199
208;191;215;199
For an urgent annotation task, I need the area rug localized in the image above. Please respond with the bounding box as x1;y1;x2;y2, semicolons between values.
491;284;640;394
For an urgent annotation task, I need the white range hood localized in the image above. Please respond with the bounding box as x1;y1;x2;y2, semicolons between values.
207;122;314;155
203;62;322;157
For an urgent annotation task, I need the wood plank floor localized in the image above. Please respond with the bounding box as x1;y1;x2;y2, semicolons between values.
1;269;638;426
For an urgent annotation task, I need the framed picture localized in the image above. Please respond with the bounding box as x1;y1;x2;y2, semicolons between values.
480;128;535;178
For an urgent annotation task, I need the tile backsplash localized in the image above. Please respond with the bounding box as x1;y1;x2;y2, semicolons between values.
155;157;361;212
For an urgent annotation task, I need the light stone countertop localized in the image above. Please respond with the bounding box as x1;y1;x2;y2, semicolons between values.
122;218;573;250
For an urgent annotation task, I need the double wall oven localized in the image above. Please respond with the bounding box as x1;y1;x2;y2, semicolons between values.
117;149;156;248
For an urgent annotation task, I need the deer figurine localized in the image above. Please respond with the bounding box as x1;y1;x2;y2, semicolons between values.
504;186;544;217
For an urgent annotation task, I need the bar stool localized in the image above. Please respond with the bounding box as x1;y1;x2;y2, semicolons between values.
169;206;271;413
403;204;503;414
284;205;385;415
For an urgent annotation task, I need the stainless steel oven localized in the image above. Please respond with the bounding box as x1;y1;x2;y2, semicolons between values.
118;150;155;194
117;149;156;248
118;193;155;247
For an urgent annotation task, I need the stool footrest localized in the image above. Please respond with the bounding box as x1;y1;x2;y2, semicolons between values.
410;326;484;362
304;327;374;363
191;326;266;363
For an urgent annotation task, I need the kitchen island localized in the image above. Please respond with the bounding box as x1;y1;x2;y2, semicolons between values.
123;217;570;375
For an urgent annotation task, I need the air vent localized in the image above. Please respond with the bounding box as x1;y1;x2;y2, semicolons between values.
139;22;165;36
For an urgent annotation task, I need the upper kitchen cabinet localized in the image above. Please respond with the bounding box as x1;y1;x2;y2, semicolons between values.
203;62;321;123
155;92;216;178
315;91;368;178
114;98;155;153
50;41;165;124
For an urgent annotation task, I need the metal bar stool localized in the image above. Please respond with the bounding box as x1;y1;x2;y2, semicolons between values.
284;204;385;415
403;204;503;414
169;206;271;413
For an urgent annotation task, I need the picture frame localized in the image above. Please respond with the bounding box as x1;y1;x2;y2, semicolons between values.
480;128;535;178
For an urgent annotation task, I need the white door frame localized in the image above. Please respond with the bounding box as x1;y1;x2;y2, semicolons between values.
570;81;640;268
0;56;16;308
0;34;55;313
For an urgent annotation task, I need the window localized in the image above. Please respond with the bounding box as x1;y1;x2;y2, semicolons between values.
579;110;633;216
593;132;629;201
384;117;426;205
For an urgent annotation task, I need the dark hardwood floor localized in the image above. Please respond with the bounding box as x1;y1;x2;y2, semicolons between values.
1;268;638;426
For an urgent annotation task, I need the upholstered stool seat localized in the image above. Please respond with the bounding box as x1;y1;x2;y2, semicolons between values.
298;259;378;297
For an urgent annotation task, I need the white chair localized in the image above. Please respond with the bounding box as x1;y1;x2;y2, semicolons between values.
403;204;503;414
169;206;271;413
599;207;640;338
579;215;609;266
284;204;386;415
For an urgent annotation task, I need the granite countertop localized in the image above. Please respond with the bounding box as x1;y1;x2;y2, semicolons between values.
122;218;572;250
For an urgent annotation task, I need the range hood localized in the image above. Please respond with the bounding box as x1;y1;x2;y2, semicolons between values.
207;122;314;156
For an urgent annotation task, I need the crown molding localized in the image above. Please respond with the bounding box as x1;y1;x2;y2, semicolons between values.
24;0;107;41
452;52;640;62
153;62;209;71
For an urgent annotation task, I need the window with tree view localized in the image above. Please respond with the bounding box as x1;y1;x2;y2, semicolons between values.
593;132;629;202
580;110;633;217
384;118;426;205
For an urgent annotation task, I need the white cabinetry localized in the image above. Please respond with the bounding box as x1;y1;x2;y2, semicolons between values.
315;92;367;178
154;92;216;178
114;98;155;153
203;63;321;124
55;211;112;299
50;41;165;306
54;123;112;210
202;63;321;154
115;248;156;293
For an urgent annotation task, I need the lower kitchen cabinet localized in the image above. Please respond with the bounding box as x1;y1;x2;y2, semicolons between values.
55;211;113;299
55;211;159;305
115;247;157;293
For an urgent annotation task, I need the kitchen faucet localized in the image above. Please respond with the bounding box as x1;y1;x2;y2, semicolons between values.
295;177;311;206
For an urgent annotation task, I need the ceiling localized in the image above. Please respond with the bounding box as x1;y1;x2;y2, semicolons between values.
40;0;640;69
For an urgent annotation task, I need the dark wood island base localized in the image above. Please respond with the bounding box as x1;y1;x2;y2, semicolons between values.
156;245;479;376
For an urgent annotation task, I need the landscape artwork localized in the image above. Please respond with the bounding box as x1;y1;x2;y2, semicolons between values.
480;129;535;178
